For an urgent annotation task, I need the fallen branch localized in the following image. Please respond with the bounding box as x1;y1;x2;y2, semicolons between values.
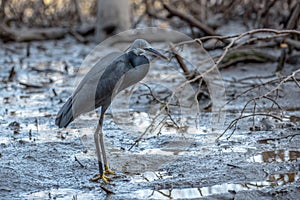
257;133;300;143
19;81;44;89
219;49;277;69
0;24;67;42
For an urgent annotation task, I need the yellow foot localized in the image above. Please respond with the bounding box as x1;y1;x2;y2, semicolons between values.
91;174;110;184
104;163;115;175
104;168;115;175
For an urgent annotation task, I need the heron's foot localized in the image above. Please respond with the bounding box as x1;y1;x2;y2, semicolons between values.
104;163;115;175
91;173;111;183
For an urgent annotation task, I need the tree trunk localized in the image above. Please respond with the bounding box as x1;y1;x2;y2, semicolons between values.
0;0;7;20
95;0;130;42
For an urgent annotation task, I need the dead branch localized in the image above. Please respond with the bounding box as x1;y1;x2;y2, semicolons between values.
132;1;299;30
163;3;218;36
211;29;300;70
224;77;279;106
292;76;300;88
174;29;300;89
170;43;190;74
218;113;282;140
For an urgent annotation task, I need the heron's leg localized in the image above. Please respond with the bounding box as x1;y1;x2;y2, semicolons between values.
91;122;110;183
99;110;115;175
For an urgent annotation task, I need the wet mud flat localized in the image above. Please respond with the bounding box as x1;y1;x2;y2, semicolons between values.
0;37;300;199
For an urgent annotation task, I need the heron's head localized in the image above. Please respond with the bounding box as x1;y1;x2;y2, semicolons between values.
127;39;168;60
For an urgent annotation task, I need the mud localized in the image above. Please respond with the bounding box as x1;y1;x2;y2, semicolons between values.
0;37;300;199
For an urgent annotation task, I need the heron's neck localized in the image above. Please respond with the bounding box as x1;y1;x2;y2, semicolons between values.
127;51;149;67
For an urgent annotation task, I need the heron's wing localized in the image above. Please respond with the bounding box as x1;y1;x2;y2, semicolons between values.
73;51;124;97
93;52;150;108
71;52;130;116
94;55;133;107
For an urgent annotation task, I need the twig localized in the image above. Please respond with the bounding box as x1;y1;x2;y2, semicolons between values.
129;82;184;150
224;78;279;107
128;114;167;150
100;186;114;194
219;93;285;140
292;76;300;88
74;156;85;168
8;66;16;82
264;69;300;97
139;83;179;107
217;113;282;140
69;29;87;43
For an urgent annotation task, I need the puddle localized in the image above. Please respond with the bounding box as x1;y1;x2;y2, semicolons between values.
131;171;173;183
137;148;193;156
25;188;99;200
220;145;256;153
132;171;299;199
248;150;300;163
133;183;258;199
267;171;299;186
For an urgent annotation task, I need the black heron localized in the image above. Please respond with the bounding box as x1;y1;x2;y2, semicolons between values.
55;39;167;183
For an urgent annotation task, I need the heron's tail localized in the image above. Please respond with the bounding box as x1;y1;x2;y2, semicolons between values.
55;97;74;128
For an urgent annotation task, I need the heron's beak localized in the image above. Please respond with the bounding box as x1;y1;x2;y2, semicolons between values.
144;47;168;60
